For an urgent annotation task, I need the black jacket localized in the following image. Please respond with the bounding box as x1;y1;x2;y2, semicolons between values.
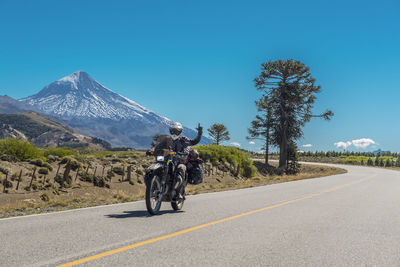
151;129;202;156
172;130;202;153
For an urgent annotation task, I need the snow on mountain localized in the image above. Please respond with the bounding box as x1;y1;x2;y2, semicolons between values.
20;71;207;148
21;71;172;124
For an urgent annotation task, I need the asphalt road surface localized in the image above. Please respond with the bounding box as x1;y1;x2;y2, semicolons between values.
1;163;399;267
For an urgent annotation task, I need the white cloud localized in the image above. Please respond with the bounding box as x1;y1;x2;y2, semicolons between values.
351;138;376;149
334;138;376;150
249;141;255;145
230;142;241;147
334;141;352;149
302;144;312;148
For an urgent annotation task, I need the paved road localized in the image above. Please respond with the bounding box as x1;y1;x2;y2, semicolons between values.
1;164;399;267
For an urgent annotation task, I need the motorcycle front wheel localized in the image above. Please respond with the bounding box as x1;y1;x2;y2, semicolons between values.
171;198;184;211
171;187;185;211
146;174;162;215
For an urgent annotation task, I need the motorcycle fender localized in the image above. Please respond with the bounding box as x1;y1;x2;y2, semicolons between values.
147;163;163;171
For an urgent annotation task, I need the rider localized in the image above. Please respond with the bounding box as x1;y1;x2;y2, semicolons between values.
169;122;202;200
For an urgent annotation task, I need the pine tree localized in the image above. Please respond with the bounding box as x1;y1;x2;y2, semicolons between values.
207;123;230;145
247;95;273;165
254;59;333;170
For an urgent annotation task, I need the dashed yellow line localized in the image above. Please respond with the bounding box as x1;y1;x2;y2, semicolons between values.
57;174;376;267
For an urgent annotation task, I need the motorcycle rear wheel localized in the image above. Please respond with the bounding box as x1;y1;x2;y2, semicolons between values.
146;174;162;215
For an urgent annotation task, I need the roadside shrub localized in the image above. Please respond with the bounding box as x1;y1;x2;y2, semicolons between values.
10;173;18;181
30;158;43;167
40;193;50;202
54;174;63;185
106;169;115;179
0;167;9;175
0;154;17;162
141;163;150;169
385;159;392;167
112;166;124;175
0;138;41;161
46;155;57;163
38;168;49;175
196;145;257;178
79;172;94;183
42;162;53;171
2;179;13;188
60;156;82;171
42;147;77;158
31;183;38;190
93;176;106;187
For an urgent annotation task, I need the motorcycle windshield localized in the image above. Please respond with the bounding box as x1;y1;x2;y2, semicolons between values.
153;135;173;156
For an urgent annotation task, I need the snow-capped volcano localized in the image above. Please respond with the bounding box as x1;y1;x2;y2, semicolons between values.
22;71;171;123
20;71;207;148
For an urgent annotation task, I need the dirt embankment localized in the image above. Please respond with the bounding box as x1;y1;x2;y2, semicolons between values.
0;153;346;218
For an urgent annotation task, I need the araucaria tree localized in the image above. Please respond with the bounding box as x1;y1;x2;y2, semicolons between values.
254;59;333;170
247;95;273;165
208;123;230;145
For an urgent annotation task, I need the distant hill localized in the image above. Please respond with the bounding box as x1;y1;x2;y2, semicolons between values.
0;113;111;149
0;95;39;114
20;71;211;148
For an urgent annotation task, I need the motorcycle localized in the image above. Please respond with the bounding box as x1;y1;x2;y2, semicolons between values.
145;137;187;215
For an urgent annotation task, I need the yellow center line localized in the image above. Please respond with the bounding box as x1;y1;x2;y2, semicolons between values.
57;174;376;267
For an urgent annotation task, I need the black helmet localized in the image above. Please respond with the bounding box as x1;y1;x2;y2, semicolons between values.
169;122;183;136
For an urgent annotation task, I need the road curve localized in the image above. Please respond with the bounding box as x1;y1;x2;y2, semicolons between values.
1;164;399;266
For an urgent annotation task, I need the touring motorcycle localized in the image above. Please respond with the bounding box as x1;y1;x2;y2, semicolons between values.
145;136;204;215
145;136;187;215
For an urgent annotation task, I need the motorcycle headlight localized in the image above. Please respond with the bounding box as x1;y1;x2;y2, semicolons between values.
156;156;165;162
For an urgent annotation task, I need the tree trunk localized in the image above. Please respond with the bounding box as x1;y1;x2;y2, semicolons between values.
279;127;288;169
265;127;270;165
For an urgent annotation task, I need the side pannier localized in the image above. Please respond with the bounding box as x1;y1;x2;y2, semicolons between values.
186;149;204;185
187;160;204;185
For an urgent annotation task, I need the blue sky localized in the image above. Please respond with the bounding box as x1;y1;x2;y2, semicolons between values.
1;0;399;152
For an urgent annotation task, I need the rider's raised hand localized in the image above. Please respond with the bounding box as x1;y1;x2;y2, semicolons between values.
196;123;203;133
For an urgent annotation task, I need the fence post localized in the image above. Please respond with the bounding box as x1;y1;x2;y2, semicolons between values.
55;163;61;177
75;167;80;182
127;165;132;183
16;169;22;190
121;165;125;182
109;166;113;182
29;167;36;190
3;173;8;193
63;162;72;187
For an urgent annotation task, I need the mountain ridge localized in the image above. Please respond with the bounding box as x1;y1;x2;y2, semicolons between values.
0;112;111;149
20;71;209;148
0;95;39;114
